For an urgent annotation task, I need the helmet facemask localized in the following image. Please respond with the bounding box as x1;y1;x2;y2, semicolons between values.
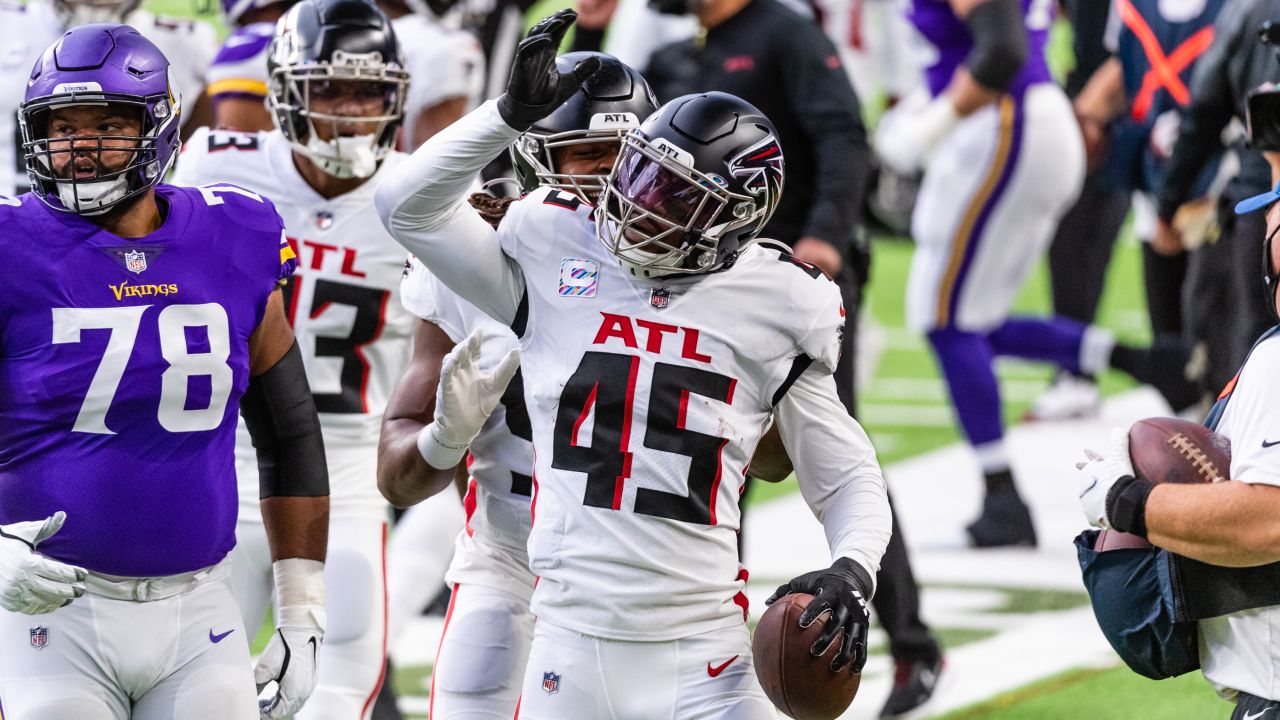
21;90;179;215
269;51;408;179
597;132;762;278
513;112;640;202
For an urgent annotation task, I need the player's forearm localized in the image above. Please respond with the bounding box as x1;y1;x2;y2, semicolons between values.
261;496;329;562
375;101;526;325
775;369;891;594
377;418;460;508
1145;482;1280;567
1073;57;1126;125
375;100;520;230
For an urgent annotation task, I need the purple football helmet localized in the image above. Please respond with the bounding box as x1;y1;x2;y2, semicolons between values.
19;23;181;215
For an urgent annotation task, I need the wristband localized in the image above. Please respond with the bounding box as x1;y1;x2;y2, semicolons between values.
272;558;326;631
1105;475;1156;538
416;422;469;470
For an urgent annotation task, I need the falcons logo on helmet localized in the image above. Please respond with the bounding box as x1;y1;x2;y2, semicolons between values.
728;135;783;200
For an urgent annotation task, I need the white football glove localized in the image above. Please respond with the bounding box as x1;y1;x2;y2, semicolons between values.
1076;429;1136;529
417;330;521;469
256;559;325;720
873;93;959;175
0;511;87;615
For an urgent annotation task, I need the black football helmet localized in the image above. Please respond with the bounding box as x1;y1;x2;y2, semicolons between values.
267;0;409;178
511;51;658;199
596;91;784;278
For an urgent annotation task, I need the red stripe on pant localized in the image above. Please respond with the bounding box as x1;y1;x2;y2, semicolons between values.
429;584;462;719
360;523;390;720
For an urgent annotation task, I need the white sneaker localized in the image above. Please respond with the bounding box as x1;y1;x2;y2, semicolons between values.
1025;373;1100;421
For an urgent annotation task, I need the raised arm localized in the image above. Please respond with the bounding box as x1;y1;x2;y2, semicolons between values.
373;10;600;324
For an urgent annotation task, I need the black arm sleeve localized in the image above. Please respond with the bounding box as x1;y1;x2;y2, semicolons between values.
963;0;1029;91
240;342;329;499
782;26;869;251
1156;1;1248;221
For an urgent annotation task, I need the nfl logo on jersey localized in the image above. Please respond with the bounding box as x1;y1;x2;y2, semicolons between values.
29;626;48;649
124;249;147;274
650;287;670;309
542;671;560;695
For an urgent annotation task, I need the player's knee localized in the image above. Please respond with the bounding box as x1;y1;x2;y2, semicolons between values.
324;548;377;644
435;607;526;694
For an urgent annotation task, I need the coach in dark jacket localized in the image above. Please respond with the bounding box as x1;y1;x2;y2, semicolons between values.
1156;0;1280;387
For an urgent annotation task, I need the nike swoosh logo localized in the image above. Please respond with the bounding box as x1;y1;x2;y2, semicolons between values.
1263;439;1280;448
1243;709;1272;720
707;655;739;677
209;628;234;644
1078;479;1098;498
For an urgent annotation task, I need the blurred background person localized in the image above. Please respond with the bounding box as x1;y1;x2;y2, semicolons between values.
1029;0;1135;421
1157;0;1280;397
0;0;217;196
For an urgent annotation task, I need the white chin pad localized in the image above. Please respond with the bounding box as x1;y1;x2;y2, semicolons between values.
309;134;378;178
58;177;128;214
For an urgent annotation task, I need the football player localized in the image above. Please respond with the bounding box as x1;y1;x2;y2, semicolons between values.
376;12;891;718
0;24;327;720
0;0;218;195
171;1;420;716
873;0;1195;547
378;51;657;719
210;0;483;145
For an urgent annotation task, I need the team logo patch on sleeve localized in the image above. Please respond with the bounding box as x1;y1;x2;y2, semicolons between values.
542;671;561;694
559;258;599;298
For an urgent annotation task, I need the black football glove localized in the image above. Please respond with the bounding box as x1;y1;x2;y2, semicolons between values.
496;10;602;132
765;557;872;673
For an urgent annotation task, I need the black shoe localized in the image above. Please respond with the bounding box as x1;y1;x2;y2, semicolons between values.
966;484;1037;548
880;654;945;718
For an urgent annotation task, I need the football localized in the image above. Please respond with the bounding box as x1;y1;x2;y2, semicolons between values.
752;593;861;720
1097;417;1231;551
1127;417;1231;487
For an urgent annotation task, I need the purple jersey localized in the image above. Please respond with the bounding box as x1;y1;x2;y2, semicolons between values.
909;0;1053;98
0;184;296;577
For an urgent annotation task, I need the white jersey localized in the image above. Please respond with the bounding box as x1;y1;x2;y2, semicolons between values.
171;128;415;520
0;2;217;195
391;14;485;150
374;100;892;642
400;256;535;592
1199;334;1280;702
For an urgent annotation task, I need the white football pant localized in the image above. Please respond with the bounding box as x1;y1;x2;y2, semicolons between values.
0;561;256;719
907;83;1085;333
517;620;775;720
430;582;533;719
